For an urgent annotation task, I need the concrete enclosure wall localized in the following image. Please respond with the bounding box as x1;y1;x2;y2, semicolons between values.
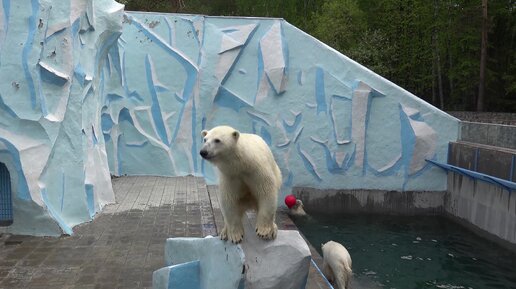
445;122;516;249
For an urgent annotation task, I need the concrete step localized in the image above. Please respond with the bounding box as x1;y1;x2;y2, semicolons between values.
459;121;516;150
448;141;516;182
448;111;516;126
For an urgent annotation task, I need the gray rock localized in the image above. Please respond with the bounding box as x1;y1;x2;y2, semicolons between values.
241;214;311;289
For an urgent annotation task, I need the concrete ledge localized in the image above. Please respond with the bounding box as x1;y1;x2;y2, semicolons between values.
293;187;445;215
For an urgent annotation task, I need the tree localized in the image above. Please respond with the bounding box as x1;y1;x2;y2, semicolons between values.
347;29;398;78
477;0;488;111
433;0;445;109
310;0;367;53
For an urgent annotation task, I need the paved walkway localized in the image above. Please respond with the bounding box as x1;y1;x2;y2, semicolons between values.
0;176;330;289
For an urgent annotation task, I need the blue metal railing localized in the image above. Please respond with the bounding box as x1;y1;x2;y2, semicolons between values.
426;159;516;192
311;258;335;289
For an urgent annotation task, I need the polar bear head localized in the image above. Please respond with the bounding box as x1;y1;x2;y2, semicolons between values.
199;126;240;163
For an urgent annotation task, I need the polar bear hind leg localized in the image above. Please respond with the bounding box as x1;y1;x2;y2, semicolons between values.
253;182;278;240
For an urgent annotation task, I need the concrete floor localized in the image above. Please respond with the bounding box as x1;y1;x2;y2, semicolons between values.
0;176;331;289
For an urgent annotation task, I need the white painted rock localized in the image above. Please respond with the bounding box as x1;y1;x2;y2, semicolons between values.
241;216;311;289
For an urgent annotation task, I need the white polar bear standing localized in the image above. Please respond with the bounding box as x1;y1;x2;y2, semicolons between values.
322;241;353;289
200;125;282;243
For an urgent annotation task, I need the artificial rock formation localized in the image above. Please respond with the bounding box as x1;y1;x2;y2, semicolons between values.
1;3;459;235
0;0;122;235
153;217;311;289
104;12;458;197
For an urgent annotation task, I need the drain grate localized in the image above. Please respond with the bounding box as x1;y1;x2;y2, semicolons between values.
0;162;13;226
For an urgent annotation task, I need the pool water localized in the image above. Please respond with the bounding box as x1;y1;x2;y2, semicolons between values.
294;214;516;289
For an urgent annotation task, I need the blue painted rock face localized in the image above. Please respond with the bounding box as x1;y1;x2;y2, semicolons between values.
163;236;245;289
0;0;458;236
103;12;458;200
153;260;201;289
0;0;123;236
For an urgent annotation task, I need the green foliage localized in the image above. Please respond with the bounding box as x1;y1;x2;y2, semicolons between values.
119;0;515;112
346;29;398;78
310;0;367;52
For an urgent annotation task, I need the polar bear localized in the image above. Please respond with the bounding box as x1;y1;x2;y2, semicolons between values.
289;199;307;217
200;125;282;244
321;241;353;289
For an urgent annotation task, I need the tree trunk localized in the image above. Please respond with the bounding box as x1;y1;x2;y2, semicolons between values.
432;50;437;106
434;0;445;109
172;0;185;12
447;0;454;102
477;0;488;111
437;46;444;109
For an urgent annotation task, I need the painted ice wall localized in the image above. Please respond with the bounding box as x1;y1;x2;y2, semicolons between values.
102;12;459;197
0;6;459;235
0;0;123;235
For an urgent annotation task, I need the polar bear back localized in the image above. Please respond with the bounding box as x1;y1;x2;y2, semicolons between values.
322;241;352;289
322;241;352;270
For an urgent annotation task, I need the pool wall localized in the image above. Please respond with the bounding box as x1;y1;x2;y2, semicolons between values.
445;172;516;251
444;122;516;251
294;187;445;215
294;179;516;251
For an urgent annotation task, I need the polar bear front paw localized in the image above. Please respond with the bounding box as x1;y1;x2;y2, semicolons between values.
256;222;277;240
220;225;244;244
220;226;228;241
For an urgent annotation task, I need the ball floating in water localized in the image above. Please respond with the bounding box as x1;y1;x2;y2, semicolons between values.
284;194;297;209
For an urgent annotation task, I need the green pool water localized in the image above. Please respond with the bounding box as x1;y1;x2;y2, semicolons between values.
294;214;516;289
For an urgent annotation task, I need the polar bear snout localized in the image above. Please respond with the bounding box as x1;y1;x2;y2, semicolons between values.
200;149;209;159
200;148;215;160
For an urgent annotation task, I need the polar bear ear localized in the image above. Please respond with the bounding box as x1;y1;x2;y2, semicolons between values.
201;130;208;137
232;130;240;140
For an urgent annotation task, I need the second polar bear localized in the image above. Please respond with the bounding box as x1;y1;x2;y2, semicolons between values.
200;125;282;243
322;241;353;289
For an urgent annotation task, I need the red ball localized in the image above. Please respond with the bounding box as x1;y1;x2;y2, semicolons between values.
284;194;297;209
